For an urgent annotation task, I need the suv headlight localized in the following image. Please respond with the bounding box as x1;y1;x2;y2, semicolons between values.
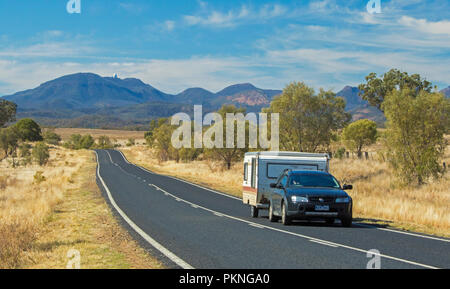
291;196;308;203
336;197;350;203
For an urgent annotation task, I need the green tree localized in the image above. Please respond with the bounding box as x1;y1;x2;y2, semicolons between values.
80;135;95;149
342;119;378;158
19;143;32;166
203;105;249;170
43;130;62;145
358;69;433;111
13;118;43;142
383;88;449;185
265;82;350;152
19;143;32;157
145;119;159;146
97;136;113;149
32;142;50;166
151;119;174;162
0;99;17;128
0;126;20;160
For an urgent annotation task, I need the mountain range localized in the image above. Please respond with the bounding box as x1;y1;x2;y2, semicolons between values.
2;73;448;129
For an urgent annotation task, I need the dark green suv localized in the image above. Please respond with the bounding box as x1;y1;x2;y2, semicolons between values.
269;170;353;227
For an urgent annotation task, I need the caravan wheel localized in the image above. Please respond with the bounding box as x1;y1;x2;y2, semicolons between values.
250;206;259;218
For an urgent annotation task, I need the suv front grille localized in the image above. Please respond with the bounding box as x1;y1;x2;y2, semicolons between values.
309;196;335;203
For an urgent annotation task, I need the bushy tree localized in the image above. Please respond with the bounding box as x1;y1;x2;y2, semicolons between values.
32;142;50;166
203;105;249;170
0;126;20;160
358;69;433;111
265;82;351;152
80;135;95;149
13;118;43;142
97;136;113;149
19;143;32;158
0;100;17;128
342;119;378;157
151;119;174;162
63;134;95;149
43;130;62;145
383;88;449;185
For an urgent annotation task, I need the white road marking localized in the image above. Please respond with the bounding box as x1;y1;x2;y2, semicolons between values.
356;223;450;243
111;150;441;269
95;151;194;269
214;212;225;217
249;224;265;229
116;150;241;201
310;240;339;248
149;182;439;269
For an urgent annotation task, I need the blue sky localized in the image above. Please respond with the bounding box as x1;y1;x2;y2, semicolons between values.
0;0;449;95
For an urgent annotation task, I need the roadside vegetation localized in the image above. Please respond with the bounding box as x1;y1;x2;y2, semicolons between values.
121;69;449;237
0;103;162;268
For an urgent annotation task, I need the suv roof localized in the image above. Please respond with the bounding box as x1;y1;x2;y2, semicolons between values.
285;170;331;176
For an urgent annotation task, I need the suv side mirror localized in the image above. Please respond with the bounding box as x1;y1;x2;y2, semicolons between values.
343;184;353;190
270;183;277;188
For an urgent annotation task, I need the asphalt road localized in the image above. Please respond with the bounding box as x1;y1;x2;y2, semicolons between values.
95;149;450;269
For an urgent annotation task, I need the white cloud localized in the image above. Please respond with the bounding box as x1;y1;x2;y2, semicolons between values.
0;42;95;58
183;4;287;28
164;21;176;31
398;16;450;35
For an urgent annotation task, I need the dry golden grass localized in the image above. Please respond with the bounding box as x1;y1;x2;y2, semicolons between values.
0;147;163;269
121;145;450;238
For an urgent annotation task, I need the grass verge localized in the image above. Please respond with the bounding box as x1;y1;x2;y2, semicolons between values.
0;147;163;269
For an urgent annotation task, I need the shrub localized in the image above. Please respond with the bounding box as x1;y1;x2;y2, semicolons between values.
335;147;346;159
43;130;62;145
33;171;46;184
96;136;113;149
126;138;135;147
32;142;50;166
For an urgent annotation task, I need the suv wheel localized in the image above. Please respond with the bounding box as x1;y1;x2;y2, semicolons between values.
341;205;353;227
281;202;291;225
341;217;352;227
268;202;278;222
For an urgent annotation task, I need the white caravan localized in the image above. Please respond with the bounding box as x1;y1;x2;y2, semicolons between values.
242;151;329;217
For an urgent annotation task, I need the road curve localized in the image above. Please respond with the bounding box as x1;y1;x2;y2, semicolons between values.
94;149;450;269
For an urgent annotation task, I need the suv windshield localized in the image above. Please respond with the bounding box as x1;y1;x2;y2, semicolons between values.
289;174;340;188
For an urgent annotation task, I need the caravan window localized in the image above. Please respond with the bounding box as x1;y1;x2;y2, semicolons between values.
251;158;257;188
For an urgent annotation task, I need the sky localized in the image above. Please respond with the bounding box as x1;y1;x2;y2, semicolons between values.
0;0;449;95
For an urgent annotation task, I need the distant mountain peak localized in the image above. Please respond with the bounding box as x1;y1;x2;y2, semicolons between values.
440;86;450;98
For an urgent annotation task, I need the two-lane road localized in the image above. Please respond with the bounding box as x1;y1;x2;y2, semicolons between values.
95;149;450;269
